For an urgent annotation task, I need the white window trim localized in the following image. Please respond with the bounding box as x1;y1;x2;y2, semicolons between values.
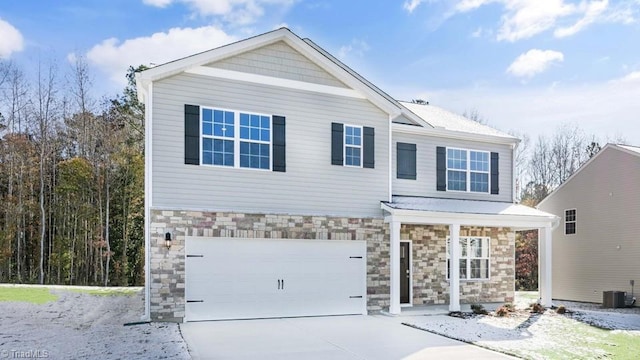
445;147;490;194
343;124;363;168
446;236;491;281
564;208;576;235
200;106;272;171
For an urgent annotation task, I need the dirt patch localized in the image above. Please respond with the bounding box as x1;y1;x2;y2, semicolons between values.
0;287;189;359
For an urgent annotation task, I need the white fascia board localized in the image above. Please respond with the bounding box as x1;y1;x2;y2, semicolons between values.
381;204;558;229
136;29;289;84
392;122;519;146
185;66;366;99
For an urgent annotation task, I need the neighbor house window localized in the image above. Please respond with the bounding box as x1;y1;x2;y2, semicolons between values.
565;209;576;235
446;237;490;280
344;125;362;167
446;148;490;193
201;107;271;170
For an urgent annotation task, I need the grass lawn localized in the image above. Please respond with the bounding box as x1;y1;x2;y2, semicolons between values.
65;287;140;296
0;286;58;304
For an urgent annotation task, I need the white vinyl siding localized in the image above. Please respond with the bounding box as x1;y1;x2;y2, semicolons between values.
206;41;348;88
538;146;640;304
151;72;389;217
391;133;513;202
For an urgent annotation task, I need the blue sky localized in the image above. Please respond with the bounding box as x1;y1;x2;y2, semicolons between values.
2;0;640;144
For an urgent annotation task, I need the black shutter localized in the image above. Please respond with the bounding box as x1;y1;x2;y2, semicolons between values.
363;127;375;169
491;152;499;194
436;146;446;191
272;116;286;172
397;143;416;180
184;104;200;165
331;122;344;165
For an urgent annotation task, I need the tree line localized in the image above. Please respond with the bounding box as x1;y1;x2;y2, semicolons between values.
0;58;146;286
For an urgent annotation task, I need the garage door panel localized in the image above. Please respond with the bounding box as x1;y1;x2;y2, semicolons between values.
185;237;366;321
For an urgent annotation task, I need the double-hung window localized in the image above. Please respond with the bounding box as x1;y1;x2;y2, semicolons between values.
446;148;490;193
565;209;576;235
447;237;490;280
344;125;362;167
201;107;271;170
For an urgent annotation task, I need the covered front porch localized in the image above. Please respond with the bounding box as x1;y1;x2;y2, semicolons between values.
382;196;559;315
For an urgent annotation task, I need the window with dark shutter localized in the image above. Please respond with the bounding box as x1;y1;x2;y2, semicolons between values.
436;146;446;191
363;127;375;169
490;152;499;194
397;143;416;180
272;116;286;172
184;104;200;165
331;122;344;165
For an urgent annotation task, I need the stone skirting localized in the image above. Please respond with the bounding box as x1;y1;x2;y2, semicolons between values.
149;210;389;321
402;224;515;305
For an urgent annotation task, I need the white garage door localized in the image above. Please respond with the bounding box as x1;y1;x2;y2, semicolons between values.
185;237;367;321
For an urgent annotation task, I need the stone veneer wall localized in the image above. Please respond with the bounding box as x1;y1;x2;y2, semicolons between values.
402;225;515;305
149;210;389;322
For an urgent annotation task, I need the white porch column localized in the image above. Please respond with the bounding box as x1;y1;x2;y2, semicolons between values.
389;220;402;315
449;223;461;312
539;226;553;307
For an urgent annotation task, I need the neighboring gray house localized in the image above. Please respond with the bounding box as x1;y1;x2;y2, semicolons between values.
136;28;558;322
538;144;640;304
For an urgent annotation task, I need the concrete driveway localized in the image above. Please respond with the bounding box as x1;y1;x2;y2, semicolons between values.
180;315;513;359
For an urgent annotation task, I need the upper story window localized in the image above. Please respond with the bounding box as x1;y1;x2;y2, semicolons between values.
446;237;491;280
344;125;362;167
446;148;490;193
565;209;576;235
201;107;271;170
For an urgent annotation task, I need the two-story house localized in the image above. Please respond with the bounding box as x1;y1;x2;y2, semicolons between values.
136;28;558;322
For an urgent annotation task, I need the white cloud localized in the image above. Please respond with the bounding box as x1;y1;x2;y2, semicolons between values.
404;0;425;13
142;0;294;25
554;0;608;37
409;77;640;147
338;39;370;59
84;26;236;86
453;0;637;41
507;49;564;78
0;18;24;58
610;70;640;83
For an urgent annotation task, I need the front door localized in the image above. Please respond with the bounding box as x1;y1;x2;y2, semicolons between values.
400;241;411;304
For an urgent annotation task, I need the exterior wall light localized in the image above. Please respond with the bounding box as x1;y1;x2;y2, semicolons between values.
165;232;172;250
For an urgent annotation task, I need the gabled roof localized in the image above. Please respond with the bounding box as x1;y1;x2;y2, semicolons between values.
135;27;521;141
537;143;640;207
136;27;431;127
400;101;517;139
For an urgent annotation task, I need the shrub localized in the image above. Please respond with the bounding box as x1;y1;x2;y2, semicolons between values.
503;303;516;312
530;303;545;313
495;306;509;317
556;305;567;314
470;304;488;315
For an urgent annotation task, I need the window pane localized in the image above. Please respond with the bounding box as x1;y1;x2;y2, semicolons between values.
203;123;212;136
240;126;249;139
448;170;467;191
261;116;270;129
447;149;467;170
470;151;489;172
240;141;270;169
566;222;576;234
459;259;467;279
212;139;233;166
470;259;489;279
250;114;260;127
345;146;361;166
240;113;249;126
203;138;212;151
470;172;489;192
203;152;212;165
203;109;212;122
251;128;260;140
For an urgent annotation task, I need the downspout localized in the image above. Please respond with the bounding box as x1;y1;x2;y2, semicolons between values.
143;82;153;321
512;142;517;203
